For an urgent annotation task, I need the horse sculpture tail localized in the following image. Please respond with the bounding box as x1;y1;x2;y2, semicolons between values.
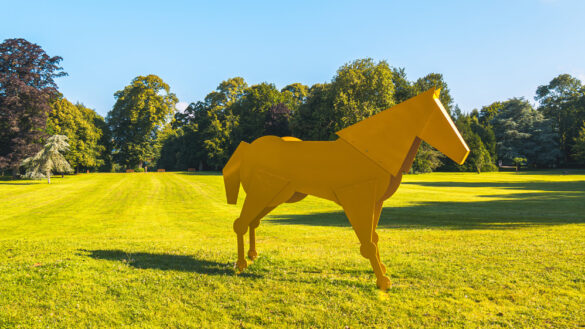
223;141;249;204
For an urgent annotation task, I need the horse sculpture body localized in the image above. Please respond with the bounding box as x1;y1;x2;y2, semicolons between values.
222;88;469;289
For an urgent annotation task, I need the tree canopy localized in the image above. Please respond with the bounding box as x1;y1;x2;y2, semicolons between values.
107;75;177;169
4;38;585;176
47;97;106;172
0;38;66;176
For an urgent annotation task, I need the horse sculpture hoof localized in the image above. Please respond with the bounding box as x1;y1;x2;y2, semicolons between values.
248;250;257;260
236;259;248;271
377;276;391;290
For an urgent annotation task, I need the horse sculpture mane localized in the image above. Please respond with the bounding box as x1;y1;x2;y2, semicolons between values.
223;88;469;290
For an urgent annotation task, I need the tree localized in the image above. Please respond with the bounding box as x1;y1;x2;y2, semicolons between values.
167;77;247;170
292;58;395;141
478;101;503;126
22;135;72;183
535;74;585;165
330;58;395;131
413;73;454;114
47;97;105;172
264;103;292;136
572;122;585;165
291;83;335;140
391;67;414;103
230;83;288;144
107;75;177;169
493;98;559;167
281;83;308;111
447;114;497;173
0;38;66;177
411;143;443;173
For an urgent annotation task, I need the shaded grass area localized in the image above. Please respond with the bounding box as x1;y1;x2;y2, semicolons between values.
1;171;584;328
269;179;585;229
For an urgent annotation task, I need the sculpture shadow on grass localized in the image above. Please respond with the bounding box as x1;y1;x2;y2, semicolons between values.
266;179;585;230
82;249;261;277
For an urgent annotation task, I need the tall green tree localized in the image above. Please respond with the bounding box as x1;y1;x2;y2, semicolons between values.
22;135;72;183
281;83;309;111
107;75;177;169
292;58;395;140
264;103;292;137
449;114;497;173
478;101;503;126
291;83;335;140
168;77;246;170
493;98;559;167
330;58;395;131
47;97;105;172
231;82;294;144
391;67;414;103
535;74;585;165
413;73;454;113
0;38;66;176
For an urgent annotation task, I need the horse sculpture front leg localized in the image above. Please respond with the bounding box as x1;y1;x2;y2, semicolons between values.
335;180;391;290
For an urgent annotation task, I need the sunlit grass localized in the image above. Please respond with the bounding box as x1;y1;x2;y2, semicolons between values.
1;171;584;328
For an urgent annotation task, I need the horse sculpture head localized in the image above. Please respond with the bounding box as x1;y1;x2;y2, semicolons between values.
419;88;469;165
336;88;469;176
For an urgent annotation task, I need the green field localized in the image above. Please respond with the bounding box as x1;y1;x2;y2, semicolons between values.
1;171;584;328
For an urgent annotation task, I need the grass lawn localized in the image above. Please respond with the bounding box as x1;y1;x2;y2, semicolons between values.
0;171;584;328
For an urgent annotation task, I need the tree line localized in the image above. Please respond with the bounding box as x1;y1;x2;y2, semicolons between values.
2;38;585;178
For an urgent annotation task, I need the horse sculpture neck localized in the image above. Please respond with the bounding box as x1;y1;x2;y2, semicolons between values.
335;88;438;177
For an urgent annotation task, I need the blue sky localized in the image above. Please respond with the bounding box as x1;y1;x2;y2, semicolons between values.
1;0;584;116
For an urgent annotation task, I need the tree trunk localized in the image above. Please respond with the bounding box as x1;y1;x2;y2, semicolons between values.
12;165;19;178
47;170;51;184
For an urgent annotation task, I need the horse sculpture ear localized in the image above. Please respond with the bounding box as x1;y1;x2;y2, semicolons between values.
433;88;441;99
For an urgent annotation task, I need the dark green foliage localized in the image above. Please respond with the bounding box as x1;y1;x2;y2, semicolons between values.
264;103;292;137
231;82;294;144
479;102;503;126
411;142;443;174
571;122;585;165
535;74;585;166
292;59;395;140
155;62;584;172
290;83;335;140
493;98;559;168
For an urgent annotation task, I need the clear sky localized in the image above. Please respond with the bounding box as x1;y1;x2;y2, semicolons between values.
1;0;584;116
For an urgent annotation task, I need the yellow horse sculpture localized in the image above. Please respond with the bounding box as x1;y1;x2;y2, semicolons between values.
223;88;469;290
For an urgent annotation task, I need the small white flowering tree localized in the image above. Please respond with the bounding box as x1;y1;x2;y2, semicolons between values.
22;135;73;184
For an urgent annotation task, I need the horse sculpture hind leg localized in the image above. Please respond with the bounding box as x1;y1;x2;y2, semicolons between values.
373;201;386;274
335;180;391;290
248;206;275;260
